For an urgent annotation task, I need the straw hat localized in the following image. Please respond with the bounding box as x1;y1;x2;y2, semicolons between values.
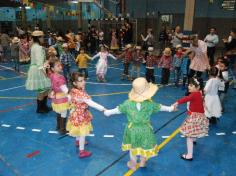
62;43;68;48
48;46;57;55
135;46;142;50
125;44;132;50
32;30;44;37
148;47;154;51
163;47;172;56
57;36;64;42
12;37;20;44
175;44;182;49
129;77;158;102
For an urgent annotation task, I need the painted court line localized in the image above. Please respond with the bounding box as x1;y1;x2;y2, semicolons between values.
232;131;236;134
16;126;25;130
0;65;26;75
88;134;95;137
161;136;170;139
32;129;42;132
216;133;226;136
48;131;59;134
1;124;11;127
103;135;114;138
0;85;25;92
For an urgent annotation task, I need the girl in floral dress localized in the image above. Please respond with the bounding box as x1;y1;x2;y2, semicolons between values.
91;45;117;82
104;77;174;171
66;72;106;158
173;77;209;161
48;59;70;134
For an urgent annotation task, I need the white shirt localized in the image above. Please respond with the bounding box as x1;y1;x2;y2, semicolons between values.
204;34;219;47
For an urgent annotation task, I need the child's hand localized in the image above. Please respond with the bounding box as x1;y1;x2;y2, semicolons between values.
104;110;111;117
172;102;178;111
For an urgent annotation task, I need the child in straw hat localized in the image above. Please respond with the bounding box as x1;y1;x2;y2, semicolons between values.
145;47;158;83
131;46;144;80
118;44;134;81
158;47;173;85
104;77;175;171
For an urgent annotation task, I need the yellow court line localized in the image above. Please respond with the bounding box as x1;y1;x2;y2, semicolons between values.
0;76;25;81
124;128;180;176
0;91;129;100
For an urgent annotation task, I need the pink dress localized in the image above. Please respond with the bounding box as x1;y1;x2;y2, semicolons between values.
189;40;209;72
49;72;69;113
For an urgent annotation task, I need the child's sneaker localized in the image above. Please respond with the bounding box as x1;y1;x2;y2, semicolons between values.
139;157;146;167
79;150;92;158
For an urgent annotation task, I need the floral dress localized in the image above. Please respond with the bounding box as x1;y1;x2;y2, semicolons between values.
118;100;161;159
66;88;93;137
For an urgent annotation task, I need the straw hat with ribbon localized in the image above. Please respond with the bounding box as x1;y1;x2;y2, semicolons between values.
125;44;132;50
163;47;172;56
135;46;142;50
56;36;64;42
12;37;20;44
32;30;44;37
129;77;158;102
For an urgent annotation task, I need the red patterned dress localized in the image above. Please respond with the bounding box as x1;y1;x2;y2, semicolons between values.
66;88;93;137
177;91;209;138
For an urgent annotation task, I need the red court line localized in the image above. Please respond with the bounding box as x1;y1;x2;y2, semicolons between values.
26;150;40;158
0;102;34;113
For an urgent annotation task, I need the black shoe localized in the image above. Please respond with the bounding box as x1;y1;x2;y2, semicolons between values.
193;141;197;145
180;154;193;161
210;117;217;124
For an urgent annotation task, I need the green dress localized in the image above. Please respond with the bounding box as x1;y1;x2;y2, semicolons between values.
25;43;51;91
118;99;161;159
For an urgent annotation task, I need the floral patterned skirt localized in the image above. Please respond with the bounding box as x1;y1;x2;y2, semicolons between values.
180;112;209;138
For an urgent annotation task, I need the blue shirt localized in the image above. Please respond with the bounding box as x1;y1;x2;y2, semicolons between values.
60;51;74;66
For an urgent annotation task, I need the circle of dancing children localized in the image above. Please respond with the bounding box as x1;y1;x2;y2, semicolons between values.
47;59;70;134
66;72;106;158
91;44;117;82
173;77;209;161
104;77;175;171
204;67;222;124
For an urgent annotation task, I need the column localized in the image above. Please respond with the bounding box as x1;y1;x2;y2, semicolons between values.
183;0;195;32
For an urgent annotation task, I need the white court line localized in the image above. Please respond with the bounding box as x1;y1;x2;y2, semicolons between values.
1;124;11;127
232;131;236;134
86;81;131;86
16;126;25;130
216;133;226;136
88;134;95;137
103;135;114;138
0;65;26;75
161;136;169;139
0;85;25;92
32;129;41;132
48;130;58;134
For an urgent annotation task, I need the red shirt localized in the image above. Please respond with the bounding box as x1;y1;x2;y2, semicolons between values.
146;55;158;68
177;91;204;113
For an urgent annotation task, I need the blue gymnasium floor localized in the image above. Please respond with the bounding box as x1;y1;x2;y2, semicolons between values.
0;59;236;176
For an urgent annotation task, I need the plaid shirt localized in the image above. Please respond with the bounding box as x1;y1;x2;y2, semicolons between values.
120;50;133;63
60;51;74;66
158;55;173;69
146;55;158;68
132;52;144;65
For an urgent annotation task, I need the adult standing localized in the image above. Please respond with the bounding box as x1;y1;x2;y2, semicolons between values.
141;28;154;51
0;31;11;62
188;35;209;79
204;28;219;66
25;30;51;113
171;26;183;50
223;28;236;89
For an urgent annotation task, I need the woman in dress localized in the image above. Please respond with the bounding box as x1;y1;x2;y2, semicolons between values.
25;30;51;113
